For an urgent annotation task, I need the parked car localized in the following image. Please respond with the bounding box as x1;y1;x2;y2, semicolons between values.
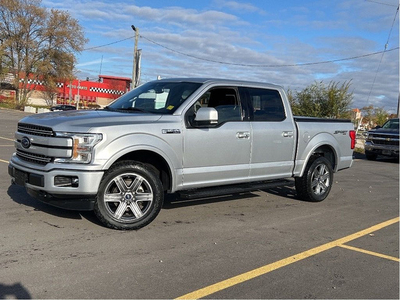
8;78;355;230
365;118;399;160
50;105;76;111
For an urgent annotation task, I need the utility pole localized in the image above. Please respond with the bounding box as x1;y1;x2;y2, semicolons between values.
0;38;3;74
76;79;81;110
131;25;139;89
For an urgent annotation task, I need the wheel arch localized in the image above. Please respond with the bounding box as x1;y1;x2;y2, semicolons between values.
102;145;176;193
98;134;182;193
295;133;340;177
114;150;173;192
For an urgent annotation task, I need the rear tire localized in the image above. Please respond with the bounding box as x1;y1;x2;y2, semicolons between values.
94;161;163;230
295;156;333;202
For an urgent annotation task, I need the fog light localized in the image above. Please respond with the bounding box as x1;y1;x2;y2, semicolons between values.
54;176;79;188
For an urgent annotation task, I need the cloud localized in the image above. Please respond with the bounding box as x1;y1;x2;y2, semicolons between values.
212;0;265;14
41;0;399;113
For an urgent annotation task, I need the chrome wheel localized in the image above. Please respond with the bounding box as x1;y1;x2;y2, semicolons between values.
310;163;330;196
295;156;333;202
104;173;154;222
94;161;163;230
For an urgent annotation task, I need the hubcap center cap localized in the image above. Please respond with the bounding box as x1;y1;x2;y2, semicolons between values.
123;193;135;203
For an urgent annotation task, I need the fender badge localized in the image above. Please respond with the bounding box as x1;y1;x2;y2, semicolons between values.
162;129;181;134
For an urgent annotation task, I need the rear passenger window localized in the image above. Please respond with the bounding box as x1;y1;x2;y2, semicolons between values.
244;88;285;121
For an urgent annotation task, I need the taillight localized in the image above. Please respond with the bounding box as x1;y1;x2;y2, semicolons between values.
349;130;356;149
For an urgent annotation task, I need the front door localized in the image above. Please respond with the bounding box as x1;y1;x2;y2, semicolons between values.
182;87;251;189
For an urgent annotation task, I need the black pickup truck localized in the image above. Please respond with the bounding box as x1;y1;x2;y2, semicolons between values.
365;118;399;160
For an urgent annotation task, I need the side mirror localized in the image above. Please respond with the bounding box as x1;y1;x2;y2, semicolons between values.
194;107;218;127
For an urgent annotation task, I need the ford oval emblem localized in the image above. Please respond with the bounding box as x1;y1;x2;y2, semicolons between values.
21;137;31;149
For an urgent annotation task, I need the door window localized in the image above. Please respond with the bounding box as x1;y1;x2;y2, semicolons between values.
241;87;286;121
186;87;242;126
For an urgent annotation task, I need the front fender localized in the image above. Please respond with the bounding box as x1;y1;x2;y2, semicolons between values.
95;133;181;188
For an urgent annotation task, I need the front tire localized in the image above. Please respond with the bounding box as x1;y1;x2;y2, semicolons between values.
94;161;163;230
295;156;333;202
365;150;377;161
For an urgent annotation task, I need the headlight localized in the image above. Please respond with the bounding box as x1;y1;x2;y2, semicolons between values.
54;133;103;164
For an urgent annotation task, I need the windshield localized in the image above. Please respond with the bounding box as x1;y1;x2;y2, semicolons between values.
382;118;399;130
107;81;202;114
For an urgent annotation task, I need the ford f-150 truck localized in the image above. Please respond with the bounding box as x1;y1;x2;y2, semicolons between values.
8;78;356;230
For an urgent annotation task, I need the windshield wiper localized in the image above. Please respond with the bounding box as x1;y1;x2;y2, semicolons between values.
115;107;148;113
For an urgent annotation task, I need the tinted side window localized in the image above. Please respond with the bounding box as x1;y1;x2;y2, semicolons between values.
243;88;285;121
186;87;242;127
207;88;242;124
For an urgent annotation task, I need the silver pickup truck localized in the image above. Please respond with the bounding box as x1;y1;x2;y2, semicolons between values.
8;78;356;230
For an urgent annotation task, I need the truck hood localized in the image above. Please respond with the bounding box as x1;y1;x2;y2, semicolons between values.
368;128;399;134
19;110;162;132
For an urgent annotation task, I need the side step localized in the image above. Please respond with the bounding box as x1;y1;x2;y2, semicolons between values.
178;179;294;200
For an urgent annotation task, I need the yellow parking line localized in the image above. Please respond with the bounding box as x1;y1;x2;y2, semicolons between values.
176;217;399;300
0;136;14;142
0;159;9;163
339;244;400;262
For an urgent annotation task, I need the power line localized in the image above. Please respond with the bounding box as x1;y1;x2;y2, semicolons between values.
366;4;399;104
141;34;399;67
365;0;399;7
83;36;133;51
82;33;399;68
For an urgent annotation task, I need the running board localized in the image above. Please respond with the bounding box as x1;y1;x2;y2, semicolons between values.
178;179;294;200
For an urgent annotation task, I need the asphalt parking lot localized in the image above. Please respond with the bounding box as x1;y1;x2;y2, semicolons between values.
0;108;398;299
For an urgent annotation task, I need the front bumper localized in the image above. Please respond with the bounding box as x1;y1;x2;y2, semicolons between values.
8;160;104;211
364;142;399;157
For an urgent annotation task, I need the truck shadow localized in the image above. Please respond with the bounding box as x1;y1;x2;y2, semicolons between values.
8;182;301;226
7;184;101;225
353;151;399;163
0;282;32;299
163;184;298;209
8;184;81;219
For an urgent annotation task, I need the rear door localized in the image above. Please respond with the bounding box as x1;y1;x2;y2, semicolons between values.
239;87;296;180
182;86;251;189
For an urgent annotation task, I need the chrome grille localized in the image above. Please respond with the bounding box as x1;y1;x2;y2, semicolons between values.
16;149;52;165
18;123;54;137
369;134;399;146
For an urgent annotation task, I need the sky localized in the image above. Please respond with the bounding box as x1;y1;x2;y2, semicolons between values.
41;0;399;113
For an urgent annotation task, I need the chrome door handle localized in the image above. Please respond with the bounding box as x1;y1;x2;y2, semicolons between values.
282;131;294;138
236;132;250;139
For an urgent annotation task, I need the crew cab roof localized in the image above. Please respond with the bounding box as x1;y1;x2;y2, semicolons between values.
154;77;283;89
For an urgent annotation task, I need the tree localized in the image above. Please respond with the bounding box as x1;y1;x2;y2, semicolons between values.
289;80;353;119
0;0;87;107
373;107;389;127
361;105;389;128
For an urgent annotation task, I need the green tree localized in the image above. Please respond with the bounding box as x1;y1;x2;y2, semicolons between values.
289;80;353;119
0;0;87;107
373;107;389;127
361;105;389;127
